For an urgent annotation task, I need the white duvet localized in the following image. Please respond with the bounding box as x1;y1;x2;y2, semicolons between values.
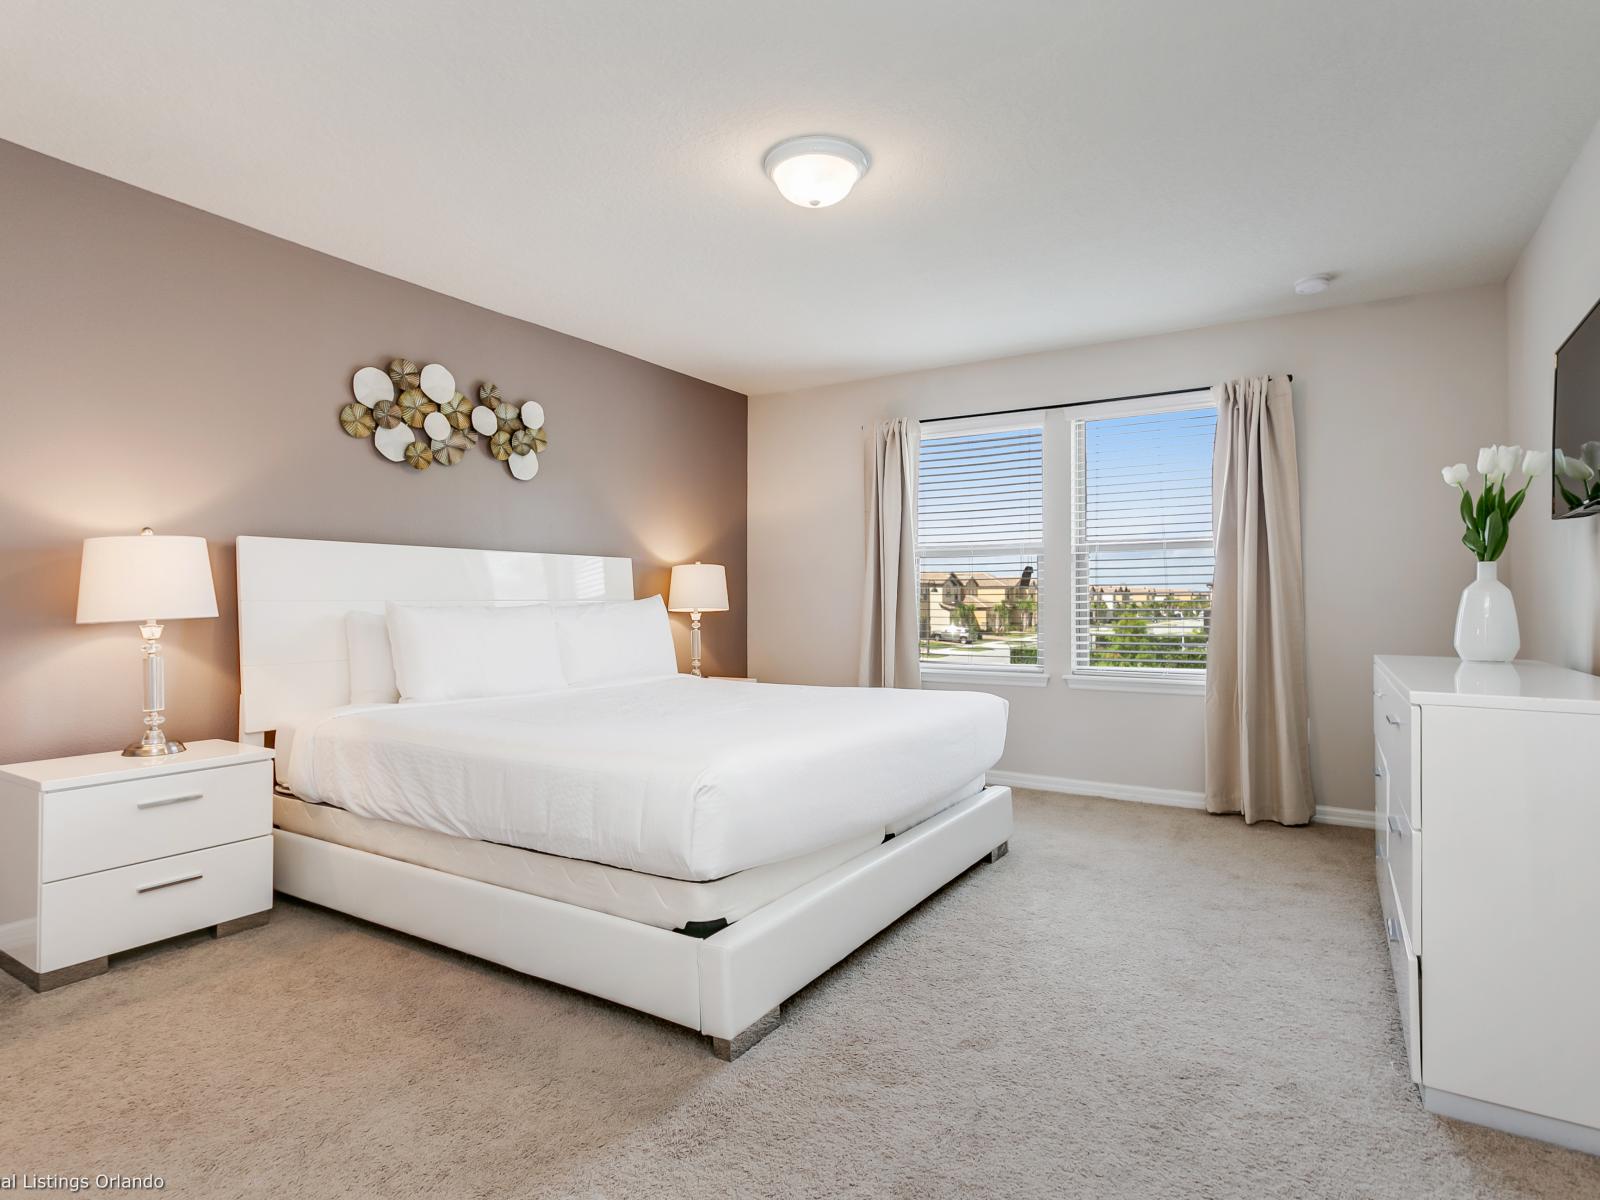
283;675;1007;880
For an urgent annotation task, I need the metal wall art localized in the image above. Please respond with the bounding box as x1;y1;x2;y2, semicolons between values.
338;359;549;482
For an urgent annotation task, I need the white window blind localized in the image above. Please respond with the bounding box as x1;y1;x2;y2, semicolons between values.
1070;402;1217;680
916;423;1044;671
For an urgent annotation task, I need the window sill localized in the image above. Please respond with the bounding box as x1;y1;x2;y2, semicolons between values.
1064;672;1206;697
921;666;1049;688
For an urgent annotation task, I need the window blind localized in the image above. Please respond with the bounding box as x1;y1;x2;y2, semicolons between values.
1070;403;1217;679
916;424;1044;671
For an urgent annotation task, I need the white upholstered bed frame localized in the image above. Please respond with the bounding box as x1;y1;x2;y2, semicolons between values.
237;535;1012;1058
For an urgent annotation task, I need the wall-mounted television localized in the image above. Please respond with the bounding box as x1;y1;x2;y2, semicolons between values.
1553;295;1600;518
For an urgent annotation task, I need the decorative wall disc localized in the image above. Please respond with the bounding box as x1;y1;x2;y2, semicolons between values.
405;441;434;470
374;422;414;462
432;431;473;466
470;405;499;437
509;428;539;456
509;450;539;480
420;363;456;405
371;397;404;429
491;400;523;433
520;401;545;430
439;392;472;430
340;402;376;438
489;430;514;461
388;359;421;390
398;388;437;428
478;382;502;405
353;366;395;407
423;411;451;441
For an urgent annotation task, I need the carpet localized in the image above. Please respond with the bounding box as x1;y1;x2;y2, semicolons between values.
2;790;1596;1199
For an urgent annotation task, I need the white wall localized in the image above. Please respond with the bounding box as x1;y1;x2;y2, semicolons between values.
1507;114;1600;673
749;285;1507;814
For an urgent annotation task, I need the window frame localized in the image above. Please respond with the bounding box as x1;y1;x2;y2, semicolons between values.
915;413;1048;687
1064;391;1216;694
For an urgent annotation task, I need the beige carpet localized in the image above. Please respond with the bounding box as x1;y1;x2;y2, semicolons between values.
3;790;1597;1199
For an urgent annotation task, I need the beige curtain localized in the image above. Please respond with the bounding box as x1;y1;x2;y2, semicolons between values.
859;418;920;688
1205;375;1314;825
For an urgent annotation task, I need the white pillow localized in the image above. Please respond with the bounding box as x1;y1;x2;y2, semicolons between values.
554;596;678;686
346;611;399;705
385;602;567;702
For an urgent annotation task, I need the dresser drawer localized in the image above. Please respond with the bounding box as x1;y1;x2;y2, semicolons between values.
1379;862;1422;1085
37;836;271;972
1385;812;1421;953
41;760;271;882
1373;684;1418;828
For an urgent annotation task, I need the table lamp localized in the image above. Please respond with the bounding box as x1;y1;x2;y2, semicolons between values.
668;562;729;677
76;528;219;756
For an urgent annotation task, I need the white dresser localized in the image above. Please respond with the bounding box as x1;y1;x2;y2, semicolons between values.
1374;655;1600;1154
0;740;273;992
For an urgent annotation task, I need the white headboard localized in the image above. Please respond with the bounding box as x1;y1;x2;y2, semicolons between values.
236;535;634;740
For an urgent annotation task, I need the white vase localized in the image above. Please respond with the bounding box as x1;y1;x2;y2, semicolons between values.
1453;560;1520;662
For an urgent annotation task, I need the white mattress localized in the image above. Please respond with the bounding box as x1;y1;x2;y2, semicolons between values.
273;793;910;931
281;676;1007;880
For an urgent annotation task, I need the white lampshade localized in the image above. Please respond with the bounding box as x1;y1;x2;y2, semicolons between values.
668;562;729;613
77;531;219;625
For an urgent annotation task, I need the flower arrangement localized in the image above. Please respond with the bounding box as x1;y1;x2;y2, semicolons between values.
1554;443;1600;515
1440;445;1549;561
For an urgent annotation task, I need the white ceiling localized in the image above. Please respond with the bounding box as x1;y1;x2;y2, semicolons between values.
4;1;1600;396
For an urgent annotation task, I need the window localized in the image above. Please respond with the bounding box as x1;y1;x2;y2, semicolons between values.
916;422;1044;676
1070;401;1216;684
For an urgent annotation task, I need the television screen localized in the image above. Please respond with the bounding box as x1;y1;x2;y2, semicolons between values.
1553;296;1600;518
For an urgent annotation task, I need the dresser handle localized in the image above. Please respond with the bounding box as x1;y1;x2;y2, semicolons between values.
1385;917;1400;944
136;792;203;810
136;872;203;894
1384;714;1401;728
1387;814;1405;836
1373;767;1384;778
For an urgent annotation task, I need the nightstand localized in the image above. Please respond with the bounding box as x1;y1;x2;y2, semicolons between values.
0;740;274;992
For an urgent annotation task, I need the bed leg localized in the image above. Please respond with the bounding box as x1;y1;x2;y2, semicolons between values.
708;1006;783;1061
984;840;1009;864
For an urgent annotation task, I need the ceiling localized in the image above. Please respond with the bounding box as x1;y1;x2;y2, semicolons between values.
4;1;1600;396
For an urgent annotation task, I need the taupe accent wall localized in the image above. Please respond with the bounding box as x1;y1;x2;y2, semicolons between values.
0;140;747;764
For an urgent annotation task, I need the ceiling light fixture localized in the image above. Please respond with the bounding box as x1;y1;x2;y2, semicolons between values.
1294;273;1335;295
763;135;871;208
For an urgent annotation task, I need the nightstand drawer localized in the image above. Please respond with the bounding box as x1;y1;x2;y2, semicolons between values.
41;760;272;882
37;836;271;972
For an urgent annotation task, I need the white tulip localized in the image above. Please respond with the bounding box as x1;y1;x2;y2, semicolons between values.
1441;463;1470;487
1520;449;1550;478
1476;445;1497;475
1556;449;1596;483
1493;444;1522;483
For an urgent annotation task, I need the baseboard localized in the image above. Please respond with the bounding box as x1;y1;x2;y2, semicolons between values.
1309;805;1377;829
987;770;1205;810
989;770;1376;829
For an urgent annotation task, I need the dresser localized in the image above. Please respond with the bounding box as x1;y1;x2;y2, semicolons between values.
0;740;273;992
1373;655;1600;1154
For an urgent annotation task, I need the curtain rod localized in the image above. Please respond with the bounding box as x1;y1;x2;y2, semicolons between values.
917;375;1292;425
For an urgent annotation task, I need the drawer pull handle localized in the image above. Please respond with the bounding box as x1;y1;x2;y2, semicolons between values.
1373;767;1384;779
136;872;203;894
1385;917;1400;944
1384;714;1402;728
1387;814;1405;836
136;792;203;810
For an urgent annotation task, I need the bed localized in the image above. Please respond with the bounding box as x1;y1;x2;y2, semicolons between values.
238;535;1013;1058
